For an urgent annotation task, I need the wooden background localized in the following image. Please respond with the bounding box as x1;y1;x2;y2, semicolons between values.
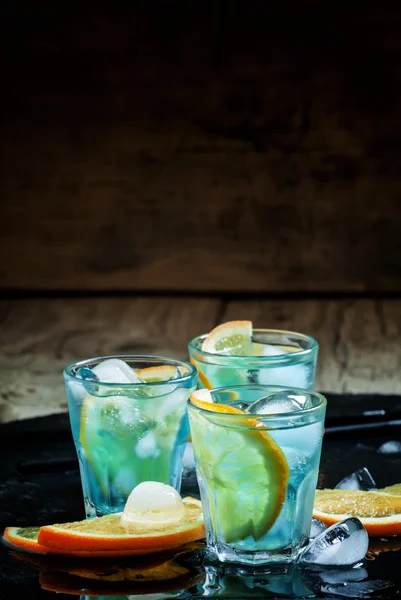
1;3;401;421
1;2;401;292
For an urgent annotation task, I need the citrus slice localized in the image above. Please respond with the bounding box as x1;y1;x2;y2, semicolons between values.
2;526;164;557
201;320;253;355
136;365;184;382
313;489;401;536
378;483;401;496
189;390;289;543
189;358;213;389
37;497;204;553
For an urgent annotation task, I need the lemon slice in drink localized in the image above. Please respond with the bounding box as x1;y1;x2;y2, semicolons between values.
201;320;253;355
189;390;289;543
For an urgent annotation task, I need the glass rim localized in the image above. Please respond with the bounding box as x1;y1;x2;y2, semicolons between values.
64;354;197;388
188;384;327;420
188;328;319;362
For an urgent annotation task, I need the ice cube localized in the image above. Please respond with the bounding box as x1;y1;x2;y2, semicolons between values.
253;342;287;356
157;387;189;417
93;358;140;384
135;431;160;459
377;441;401;454
76;366;100;382
297;517;369;566
335;467;377;491
310;517;327;539
246;390;312;415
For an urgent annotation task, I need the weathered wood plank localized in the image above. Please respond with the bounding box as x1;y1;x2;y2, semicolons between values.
1;5;401;292
223;299;401;394
1;297;400;423
0;297;221;423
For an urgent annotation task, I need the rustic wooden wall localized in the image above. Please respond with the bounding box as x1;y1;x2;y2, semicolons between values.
1;3;401;292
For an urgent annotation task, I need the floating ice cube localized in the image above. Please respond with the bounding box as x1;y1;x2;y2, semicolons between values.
158;387;189;417
310;517;327;539
93;358;140;384
377;441;401;454
335;467;377;491
297;517;369;566
76;366;100;382
257;364;309;388
253;342;287;356
135;431;160;459
246;390;312;415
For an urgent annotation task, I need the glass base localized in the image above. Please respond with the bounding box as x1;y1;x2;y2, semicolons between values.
209;541;298;566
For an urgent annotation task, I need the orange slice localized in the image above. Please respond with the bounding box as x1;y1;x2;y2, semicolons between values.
189;390;289;542
313;489;401;536
378;484;401;496
37;497;204;553
201;320;252;355
136;365;184;382
189;357;213;389
2;526;165;557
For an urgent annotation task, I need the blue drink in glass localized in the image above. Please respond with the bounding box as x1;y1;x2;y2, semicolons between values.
188;386;326;565
189;327;319;391
64;356;197;518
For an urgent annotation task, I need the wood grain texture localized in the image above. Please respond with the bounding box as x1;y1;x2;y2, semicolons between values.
1;296;400;423
1;4;401;292
0;297;220;423
223;299;401;394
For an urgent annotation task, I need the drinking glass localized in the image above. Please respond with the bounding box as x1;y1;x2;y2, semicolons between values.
64;355;197;517
188;385;326;565
188;329;318;390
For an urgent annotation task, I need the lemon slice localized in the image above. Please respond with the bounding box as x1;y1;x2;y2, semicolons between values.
201;320;253;355
189;390;289;543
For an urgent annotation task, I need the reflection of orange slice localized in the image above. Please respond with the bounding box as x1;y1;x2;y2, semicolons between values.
189;390;289;542
39;566;205;596
368;536;401;557
201;320;252;355
313;489;401;536
38;544;205;596
37;497;204;553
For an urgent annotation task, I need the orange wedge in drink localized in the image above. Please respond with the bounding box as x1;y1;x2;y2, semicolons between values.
189;390;289;542
313;489;401;536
